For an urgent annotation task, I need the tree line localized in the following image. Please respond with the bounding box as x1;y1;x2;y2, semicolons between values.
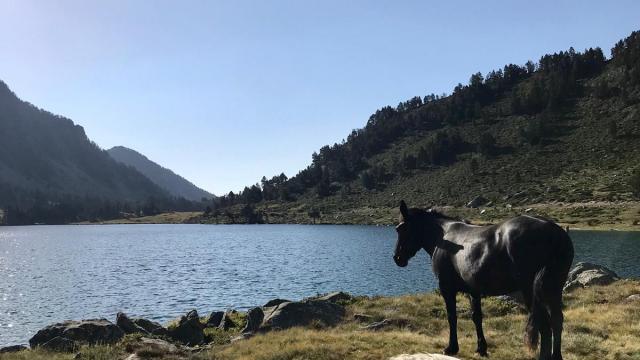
207;35;639;213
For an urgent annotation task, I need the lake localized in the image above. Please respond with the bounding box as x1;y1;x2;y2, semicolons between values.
1;224;639;346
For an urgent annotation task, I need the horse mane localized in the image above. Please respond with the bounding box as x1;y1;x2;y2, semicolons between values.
409;207;461;222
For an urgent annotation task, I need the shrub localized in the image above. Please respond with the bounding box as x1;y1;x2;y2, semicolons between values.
477;132;496;156
520;118;545;145
630;170;640;198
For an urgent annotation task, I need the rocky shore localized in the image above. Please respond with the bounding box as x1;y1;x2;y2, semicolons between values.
1;262;638;360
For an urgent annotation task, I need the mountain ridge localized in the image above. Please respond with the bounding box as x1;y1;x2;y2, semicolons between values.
0;81;201;224
107;146;213;202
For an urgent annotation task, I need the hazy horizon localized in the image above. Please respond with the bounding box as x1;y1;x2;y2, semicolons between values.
1;0;639;194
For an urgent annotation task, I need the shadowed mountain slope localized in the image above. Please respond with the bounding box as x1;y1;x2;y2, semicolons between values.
0;81;169;206
107;146;213;201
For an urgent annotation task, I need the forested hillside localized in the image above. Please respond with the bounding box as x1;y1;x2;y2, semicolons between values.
0;83;199;224
200;30;640;224
108;146;213;202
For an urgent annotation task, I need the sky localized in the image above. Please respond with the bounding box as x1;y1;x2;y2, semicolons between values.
0;1;639;195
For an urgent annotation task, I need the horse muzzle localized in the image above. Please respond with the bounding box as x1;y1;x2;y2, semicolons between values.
393;255;408;267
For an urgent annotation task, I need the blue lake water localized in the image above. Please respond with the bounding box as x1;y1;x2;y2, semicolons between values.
1;224;639;346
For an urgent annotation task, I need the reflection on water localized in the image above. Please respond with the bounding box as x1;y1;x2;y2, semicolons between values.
0;225;638;346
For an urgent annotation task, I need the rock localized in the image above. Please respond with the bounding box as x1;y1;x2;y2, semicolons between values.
133;318;168;336
126;337;181;356
563;262;619;292
0;345;28;353
261;299;345;330
29;319;124;348
167;310;204;346
205;311;225;328
625;294;640;303
116;312;149;335
41;336;77;352
495;291;525;306
230;332;254;342
263;299;290;307
390;354;460;360
466;196;488;208
241;307;264;334
353;313;373;322
218;311;236;330
360;318;409;331
512;191;527;199
316;291;352;303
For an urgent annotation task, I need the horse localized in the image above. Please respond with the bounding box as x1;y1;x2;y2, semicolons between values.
393;200;573;360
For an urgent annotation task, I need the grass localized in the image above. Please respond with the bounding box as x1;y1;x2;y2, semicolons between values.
3;281;639;360
78;211;201;225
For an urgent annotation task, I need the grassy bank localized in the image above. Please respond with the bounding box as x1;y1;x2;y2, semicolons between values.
77;211;201;225
3;280;639;360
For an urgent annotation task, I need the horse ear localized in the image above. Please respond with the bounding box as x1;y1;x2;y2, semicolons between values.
400;200;409;219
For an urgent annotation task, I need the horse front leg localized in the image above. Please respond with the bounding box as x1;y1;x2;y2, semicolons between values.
470;295;488;356
442;290;459;355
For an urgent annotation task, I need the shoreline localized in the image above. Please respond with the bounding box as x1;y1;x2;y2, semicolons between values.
2;276;639;360
66;201;640;232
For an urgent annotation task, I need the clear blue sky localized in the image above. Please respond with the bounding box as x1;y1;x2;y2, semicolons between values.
1;0;638;195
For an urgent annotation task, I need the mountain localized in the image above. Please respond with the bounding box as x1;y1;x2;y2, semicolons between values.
0;82;192;224
107;146;213;201
203;30;640;224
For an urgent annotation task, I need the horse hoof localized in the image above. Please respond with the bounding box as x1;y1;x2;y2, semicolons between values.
476;348;488;357
443;346;459;355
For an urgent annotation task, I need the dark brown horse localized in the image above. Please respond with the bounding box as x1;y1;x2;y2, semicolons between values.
393;200;573;360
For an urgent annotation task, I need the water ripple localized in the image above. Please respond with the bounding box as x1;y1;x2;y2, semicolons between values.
0;225;639;346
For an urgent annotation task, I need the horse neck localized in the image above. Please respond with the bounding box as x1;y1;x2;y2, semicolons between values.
420;215;450;257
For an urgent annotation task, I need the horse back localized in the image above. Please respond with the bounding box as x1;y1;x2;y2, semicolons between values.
435;215;572;296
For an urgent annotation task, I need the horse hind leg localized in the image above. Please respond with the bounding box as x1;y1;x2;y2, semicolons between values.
537;306;552;360
549;295;564;360
525;268;553;360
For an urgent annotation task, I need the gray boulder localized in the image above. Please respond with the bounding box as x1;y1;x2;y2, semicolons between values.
218;311;236;330
261;299;345;330
116;312;149;335
125;337;182;357
563;262;619;292
263;298;291;307
206;311;225;328
241;307;264;334
625;294;640;303
167;310;204;346
41;336;77;352
315;291;352;303
0;345;28;353
495;291;526;307
133;318;168;336
29;319;124;348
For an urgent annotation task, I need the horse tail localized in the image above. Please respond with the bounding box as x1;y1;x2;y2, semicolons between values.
525;266;546;350
525;226;574;351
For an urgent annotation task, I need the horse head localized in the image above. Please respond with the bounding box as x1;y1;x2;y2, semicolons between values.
393;200;427;267
394;200;446;266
